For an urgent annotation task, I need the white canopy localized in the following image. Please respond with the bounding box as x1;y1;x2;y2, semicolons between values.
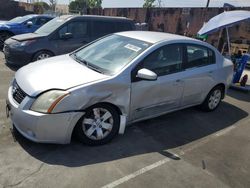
198;10;250;35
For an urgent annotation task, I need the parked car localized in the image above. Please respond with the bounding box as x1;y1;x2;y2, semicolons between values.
0;14;53;49
3;15;135;67
6;31;234;145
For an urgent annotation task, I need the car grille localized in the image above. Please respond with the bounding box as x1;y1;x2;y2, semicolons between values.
12;80;27;104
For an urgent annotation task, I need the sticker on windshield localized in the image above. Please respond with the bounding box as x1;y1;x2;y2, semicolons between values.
124;44;142;52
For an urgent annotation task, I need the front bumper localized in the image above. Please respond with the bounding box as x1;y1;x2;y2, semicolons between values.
7;86;84;144
3;44;33;66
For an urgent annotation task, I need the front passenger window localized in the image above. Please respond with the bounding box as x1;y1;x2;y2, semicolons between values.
142;44;183;76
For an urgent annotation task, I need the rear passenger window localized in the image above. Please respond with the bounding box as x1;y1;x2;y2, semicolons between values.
185;45;215;69
116;22;132;32
92;21;116;39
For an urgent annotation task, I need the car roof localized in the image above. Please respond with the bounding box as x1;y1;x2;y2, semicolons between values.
24;14;54;18
116;31;200;44
57;14;133;22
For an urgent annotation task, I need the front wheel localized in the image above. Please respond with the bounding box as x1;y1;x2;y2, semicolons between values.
200;86;223;111
75;104;120;145
33;51;53;62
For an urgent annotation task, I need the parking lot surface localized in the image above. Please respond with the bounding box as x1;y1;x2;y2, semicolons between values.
0;51;250;188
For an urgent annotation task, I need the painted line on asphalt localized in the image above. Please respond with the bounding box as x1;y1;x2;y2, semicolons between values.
215;125;237;137
101;158;170;188
102;121;245;187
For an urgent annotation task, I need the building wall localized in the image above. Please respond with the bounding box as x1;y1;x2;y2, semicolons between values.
88;7;250;46
19;2;34;12
55;4;69;14
0;0;34;20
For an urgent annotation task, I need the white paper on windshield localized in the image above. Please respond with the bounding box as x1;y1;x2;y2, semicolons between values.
124;44;141;52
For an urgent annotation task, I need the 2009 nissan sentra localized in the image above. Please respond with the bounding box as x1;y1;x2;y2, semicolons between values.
6;31;233;145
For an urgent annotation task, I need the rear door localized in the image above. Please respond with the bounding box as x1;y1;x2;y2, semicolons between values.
91;20;134;41
91;20;116;41
53;20;91;54
180;44;217;107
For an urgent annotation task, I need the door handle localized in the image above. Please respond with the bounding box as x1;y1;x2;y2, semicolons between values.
208;71;213;74
173;79;183;85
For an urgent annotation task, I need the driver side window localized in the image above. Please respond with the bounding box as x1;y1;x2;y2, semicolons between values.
142;44;183;76
58;22;88;39
58;25;67;38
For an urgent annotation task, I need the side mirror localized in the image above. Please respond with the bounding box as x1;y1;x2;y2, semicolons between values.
26;21;33;28
60;33;73;40
136;68;157;81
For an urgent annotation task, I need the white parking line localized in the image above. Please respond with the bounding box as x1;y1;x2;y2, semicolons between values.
215;125;237;137
101;158;170;188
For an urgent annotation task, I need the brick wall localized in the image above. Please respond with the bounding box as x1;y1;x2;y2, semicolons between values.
88;7;250;45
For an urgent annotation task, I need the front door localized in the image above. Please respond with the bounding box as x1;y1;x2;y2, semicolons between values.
53;21;90;55
130;44;185;121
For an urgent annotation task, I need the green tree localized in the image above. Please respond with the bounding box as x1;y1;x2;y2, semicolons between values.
69;0;102;13
88;0;102;8
143;0;155;8
33;2;50;14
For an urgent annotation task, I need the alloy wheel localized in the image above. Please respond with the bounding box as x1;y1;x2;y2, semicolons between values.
37;53;50;60
208;89;222;110
82;108;114;140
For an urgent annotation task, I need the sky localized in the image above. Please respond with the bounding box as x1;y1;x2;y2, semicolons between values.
18;0;250;7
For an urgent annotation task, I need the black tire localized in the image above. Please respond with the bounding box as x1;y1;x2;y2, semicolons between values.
200;86;223;112
0;31;13;50
32;51;53;62
74;104;120;145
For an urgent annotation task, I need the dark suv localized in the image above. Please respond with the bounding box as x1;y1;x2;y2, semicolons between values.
4;15;135;67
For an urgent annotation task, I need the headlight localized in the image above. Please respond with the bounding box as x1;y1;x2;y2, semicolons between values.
30;90;69;113
12;40;36;48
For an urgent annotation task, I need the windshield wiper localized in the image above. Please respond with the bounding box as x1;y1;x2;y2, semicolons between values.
71;53;104;74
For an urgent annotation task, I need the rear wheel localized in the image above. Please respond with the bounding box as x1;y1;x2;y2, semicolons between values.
200;86;223;111
75;104;120;145
0;31;13;50
33;51;53;61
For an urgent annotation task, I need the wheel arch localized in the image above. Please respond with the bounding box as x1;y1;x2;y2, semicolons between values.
212;83;226;99
86;102;123;115
70;102;123;142
32;49;55;61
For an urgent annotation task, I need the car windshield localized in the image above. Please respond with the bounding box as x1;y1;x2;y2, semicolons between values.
7;15;34;24
73;34;151;74
35;17;66;35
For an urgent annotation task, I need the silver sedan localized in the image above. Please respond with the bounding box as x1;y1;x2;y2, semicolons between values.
6;31;234;145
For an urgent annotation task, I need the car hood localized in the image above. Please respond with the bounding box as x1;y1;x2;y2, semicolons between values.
15;55;109;97
11;33;46;42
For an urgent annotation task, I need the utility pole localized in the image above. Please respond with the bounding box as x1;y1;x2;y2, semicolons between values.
157;0;162;7
206;0;210;8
